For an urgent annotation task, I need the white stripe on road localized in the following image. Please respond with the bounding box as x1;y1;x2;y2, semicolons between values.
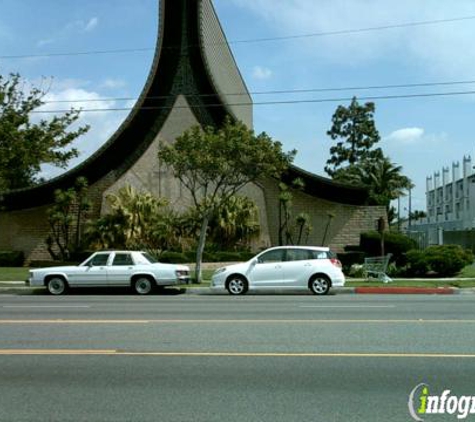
1;349;475;358
3;305;90;308
299;305;395;308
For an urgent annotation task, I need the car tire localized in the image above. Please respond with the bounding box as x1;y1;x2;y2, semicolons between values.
309;275;331;295
46;276;68;295
133;277;154;295
226;275;248;295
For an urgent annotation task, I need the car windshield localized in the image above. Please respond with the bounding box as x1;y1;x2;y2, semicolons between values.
139;252;158;264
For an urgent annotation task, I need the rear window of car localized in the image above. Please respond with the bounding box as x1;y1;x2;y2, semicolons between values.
138;252;158;264
285;249;313;261
112;253;134;266
285;249;332;260
309;250;331;260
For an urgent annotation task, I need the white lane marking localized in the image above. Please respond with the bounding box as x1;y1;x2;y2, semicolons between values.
1;350;475;358
299;305;395;308
3;305;91;308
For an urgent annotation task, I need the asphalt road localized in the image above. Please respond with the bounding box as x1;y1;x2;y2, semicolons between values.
1;293;475;422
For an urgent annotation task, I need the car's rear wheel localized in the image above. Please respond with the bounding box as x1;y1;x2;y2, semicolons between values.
133;277;154;295
309;275;331;295
46;277;68;295
226;275;248;295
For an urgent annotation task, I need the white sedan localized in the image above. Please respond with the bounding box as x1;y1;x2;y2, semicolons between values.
28;251;190;295
211;246;345;295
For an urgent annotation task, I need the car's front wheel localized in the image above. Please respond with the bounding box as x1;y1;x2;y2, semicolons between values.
133;277;154;295
46;277;68;295
226;275;248;295
309;275;331;295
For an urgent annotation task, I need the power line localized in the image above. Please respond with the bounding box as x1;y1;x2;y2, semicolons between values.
41;78;475;104
0;47;153;60
2;14;475;60
32;88;475;114
228;15;475;45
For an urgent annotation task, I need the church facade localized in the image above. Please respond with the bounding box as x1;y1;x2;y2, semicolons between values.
0;0;386;261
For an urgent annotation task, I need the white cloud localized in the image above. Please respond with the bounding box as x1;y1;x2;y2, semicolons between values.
385;127;424;144
228;0;475;78
36;86;129;179
252;66;273;80
100;78;126;89
66;17;99;33
37;39;54;47
84;17;99;32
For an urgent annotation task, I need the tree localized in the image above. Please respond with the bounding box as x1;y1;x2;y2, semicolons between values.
325;97;382;177
86;185;173;254
278;178;312;245
0;73;89;191
325;97;412;212
207;195;261;250
158;117;295;282
333;156;413;211
46;177;91;261
409;210;427;221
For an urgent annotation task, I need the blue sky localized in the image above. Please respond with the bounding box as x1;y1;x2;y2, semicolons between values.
2;0;475;215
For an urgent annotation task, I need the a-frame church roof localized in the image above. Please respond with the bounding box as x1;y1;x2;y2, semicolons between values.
1;0;372;210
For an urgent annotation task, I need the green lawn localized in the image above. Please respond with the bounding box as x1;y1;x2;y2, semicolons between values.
0;267;29;281
458;265;475;278
346;279;475;288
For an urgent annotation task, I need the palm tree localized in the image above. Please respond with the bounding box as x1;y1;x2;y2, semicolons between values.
208;195;260;250
335;156;413;211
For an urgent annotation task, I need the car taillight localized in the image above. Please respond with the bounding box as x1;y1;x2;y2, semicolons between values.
330;258;342;268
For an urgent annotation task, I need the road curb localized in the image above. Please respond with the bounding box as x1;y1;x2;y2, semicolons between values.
353;286;455;295
0;284;472;295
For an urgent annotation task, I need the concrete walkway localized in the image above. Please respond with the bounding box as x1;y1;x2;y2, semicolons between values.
1;281;475;295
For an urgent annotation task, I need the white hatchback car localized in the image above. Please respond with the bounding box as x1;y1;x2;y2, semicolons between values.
28;251;190;295
211;246;344;295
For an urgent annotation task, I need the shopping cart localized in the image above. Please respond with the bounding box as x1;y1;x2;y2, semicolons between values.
362;254;393;283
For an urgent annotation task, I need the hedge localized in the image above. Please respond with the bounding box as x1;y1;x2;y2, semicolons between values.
404;245;473;277
159;250;253;264
0;251;25;267
360;231;417;263
337;252;365;274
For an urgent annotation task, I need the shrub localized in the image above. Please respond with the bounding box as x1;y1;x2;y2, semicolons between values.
159;251;188;264
405;245;473;277
344;245;361;252
214;251;244;262
349;264;365;278
69;250;94;263
360;231;417;263
0;251;25;267
338;252;365;274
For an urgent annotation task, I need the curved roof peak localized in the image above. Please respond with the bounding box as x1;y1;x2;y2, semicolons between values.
0;0;371;209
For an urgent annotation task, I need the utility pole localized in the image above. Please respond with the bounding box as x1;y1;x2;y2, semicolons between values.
408;188;412;230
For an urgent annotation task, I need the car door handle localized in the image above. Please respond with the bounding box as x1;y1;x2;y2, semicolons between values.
304;263;312;267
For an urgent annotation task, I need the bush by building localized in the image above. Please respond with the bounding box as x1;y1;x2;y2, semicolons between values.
360;231;417;263
0;251;25;267
404;245;473;277
337;251;366;274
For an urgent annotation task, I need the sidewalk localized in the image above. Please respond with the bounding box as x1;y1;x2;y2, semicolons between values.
2;281;475;295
